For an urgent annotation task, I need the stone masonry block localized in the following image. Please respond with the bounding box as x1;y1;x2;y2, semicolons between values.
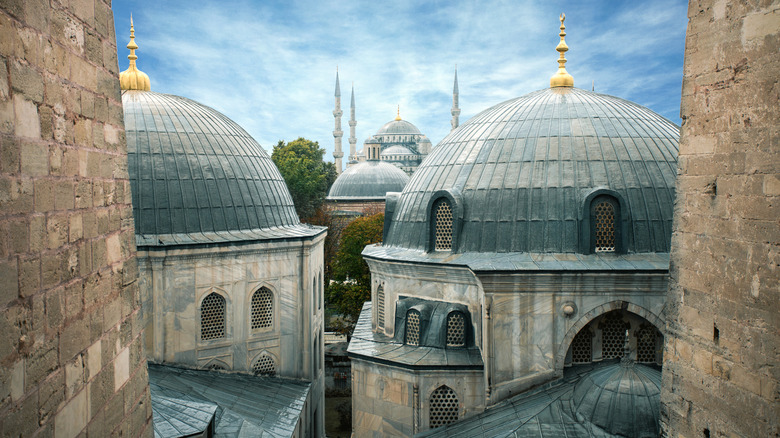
10;61;44;103
13;94;40;139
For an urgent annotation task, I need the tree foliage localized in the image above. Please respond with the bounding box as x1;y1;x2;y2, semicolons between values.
327;213;384;325
271;137;337;221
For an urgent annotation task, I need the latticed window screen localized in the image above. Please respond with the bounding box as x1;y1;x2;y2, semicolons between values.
593;201;616;252
377;286;385;329
251;287;273;330
636;326;659;363
433;199;453;251
207;363;225;371
252;354;276;376
446;312;465;347
429;386;459;429
571;328;593;363
200;292;226;340
600;314;629;359
406;310;421;346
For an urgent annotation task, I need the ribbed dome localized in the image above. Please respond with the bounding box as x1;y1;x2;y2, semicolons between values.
328;161;410;200
381;145;416;156
123;91;311;246
384;87;679;254
571;362;661;437
376;119;422;135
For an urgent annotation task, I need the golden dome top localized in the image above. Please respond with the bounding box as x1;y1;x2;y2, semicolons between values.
550;13;574;88
119;16;151;91
395;105;402;121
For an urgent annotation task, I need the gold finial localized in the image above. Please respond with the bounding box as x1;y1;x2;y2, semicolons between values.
119;15;151;91
550;13;574;88
395;105;401;121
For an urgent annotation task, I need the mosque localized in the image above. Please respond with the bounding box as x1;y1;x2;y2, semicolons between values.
348;15;678;436
119;20;326;437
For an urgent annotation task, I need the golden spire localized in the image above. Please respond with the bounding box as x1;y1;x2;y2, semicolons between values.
550;13;574;88
395;105;402;121
119;15;151;91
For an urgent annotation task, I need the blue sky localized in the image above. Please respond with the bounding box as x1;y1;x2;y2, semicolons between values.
111;0;688;170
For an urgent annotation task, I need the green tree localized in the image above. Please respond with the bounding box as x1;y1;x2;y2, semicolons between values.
327;213;384;327
271;137;337;221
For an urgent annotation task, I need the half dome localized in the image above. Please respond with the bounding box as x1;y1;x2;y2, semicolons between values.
328;161;410;201
123;90;312;246
383;87;679;254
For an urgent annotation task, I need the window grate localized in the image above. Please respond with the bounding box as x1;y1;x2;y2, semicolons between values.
251;287;273;330
434;199;453;251
571;328;593;363
377;286;385;330
406;310;421;346
636;326;659;363
429;385;459;429
201;292;226;340
446;312;465;347
594;201;616;252
252;354;276;376
601;314;628;359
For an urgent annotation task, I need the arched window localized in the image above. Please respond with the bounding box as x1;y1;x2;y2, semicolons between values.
433;198;453;251
446;312;465;347
376;285;385;330
251;287;273;330
405;310;421;346
429;385;459;429
205;360;227;371
571;327;593;364
600;313;629;359
252;353;276;376
636;325;660;363
591;196;619;253
200;292;226;340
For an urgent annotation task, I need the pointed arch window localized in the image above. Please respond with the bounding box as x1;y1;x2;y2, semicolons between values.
571;327;593;364
251;287;274;330
433;198;453;251
590;196;620;253
405;310;421;346
201;292;226;340
446;312;465;347
429;385;459;429
252;353;276;376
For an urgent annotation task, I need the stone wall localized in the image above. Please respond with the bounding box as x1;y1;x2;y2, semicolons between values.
661;1;779;437
0;1;151;436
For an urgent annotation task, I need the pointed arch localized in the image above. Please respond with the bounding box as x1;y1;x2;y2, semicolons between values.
251;286;274;330
251;351;277;376
429;385;459;429
200;291;227;340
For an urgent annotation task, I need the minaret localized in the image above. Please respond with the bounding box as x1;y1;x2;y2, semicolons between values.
333;69;344;174
119;16;151;91
451;67;460;130
348;84;357;166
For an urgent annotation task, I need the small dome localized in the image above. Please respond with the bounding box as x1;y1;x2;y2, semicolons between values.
328;161;410;200
571;362;661;437
384;87;679;254
123;91;309;246
375;119;422;135
381;145;416;156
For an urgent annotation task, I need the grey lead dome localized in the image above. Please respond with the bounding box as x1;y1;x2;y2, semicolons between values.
384;87;680;254
327;160;410;200
123;90;314;246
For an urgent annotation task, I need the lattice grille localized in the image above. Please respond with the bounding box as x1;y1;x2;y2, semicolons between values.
429;386;459;429
594;201;616;252
571;328;593;363
252;354;276;376
201;292;226;340
446;312;465;347
377;286;385;330
251;287;273;330
207;363;225;371
636;326;659;363
406;310;421;346
601;315;628;359
434;199;453;251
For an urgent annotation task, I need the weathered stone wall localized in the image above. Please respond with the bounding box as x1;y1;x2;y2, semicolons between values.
0;1;151;436
661;1;779;437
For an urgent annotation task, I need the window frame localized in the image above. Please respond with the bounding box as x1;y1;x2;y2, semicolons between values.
249;285;275;333
199;289;228;342
426;189;463;253
580;188;628;254
444;311;466;348
428;385;460;429
405;309;422;346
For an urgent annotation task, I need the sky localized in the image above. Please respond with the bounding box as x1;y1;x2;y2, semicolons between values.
111;0;689;171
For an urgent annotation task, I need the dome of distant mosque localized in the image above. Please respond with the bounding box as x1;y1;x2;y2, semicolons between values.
123;90;306;246
375;119;422;136
327;160;410;201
